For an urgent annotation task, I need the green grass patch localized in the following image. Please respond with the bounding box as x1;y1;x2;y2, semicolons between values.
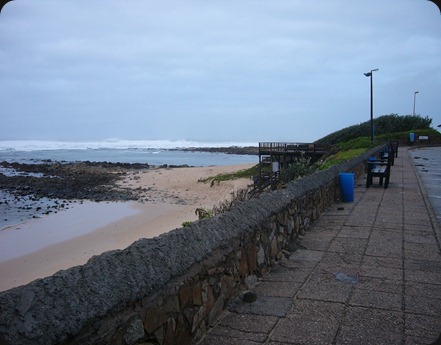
336;136;375;151
319;148;368;170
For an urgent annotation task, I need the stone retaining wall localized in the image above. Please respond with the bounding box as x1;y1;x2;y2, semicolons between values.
0;148;377;345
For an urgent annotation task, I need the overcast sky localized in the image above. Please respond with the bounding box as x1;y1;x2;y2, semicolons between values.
0;0;440;143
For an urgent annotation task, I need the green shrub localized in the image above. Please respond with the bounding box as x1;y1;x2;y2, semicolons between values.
377;128;441;142
279;155;315;183
336;137;374;151
195;207;213;220
182;207;215;227
315;114;432;146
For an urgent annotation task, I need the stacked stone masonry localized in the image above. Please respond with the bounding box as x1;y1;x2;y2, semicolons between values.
0;148;377;345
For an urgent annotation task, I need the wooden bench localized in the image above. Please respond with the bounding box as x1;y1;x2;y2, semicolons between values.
380;150;394;166
366;160;391;189
389;140;398;158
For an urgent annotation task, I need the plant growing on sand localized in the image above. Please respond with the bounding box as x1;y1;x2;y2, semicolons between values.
181;188;251;227
198;165;259;186
181;207;213;227
195;207;213;220
212;188;250;216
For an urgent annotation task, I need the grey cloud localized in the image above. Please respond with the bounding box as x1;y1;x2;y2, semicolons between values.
0;0;440;141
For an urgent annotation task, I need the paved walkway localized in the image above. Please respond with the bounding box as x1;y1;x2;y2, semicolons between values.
198;147;441;345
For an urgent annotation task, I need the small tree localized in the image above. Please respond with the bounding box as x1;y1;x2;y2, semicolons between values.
279;155;315;184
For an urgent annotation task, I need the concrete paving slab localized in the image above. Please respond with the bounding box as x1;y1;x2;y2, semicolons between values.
404;243;441;261
339;307;404;338
336;325;404;345
288;248;324;262
403;223;435;233
404;294;441;316
207;326;268;343
405;313;441;343
272;317;339;345
229;296;293;317
362;255;403;270
260;265;311;283
404;232;439;245
404;258;441;272
327;237;368;255
405;281;441;300
199;335;262;345
296;236;331;251
359;265;404;281
337;225;372;239
297;272;353;303
365;241;403;258
254;281;301;298
355;276;403;294
307;225;341;236
404;268;441;285
288;299;346;322
317;252;363;269
349;288;402;310
217;313;278;335
345;214;377;227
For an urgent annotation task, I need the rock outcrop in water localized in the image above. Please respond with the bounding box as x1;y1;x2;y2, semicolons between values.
0;161;150;202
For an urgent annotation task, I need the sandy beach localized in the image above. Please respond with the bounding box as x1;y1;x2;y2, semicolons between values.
0;164;254;292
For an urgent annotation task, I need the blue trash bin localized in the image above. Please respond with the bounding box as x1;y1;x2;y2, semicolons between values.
339;173;355;202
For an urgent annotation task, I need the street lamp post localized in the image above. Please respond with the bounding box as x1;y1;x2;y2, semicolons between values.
413;91;419;116
364;68;379;144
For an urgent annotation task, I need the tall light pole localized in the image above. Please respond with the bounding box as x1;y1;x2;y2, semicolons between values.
364;68;379;144
413;91;419;116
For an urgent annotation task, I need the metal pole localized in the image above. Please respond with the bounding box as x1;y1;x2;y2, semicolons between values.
370;74;373;143
364;69;379;144
413;91;419;116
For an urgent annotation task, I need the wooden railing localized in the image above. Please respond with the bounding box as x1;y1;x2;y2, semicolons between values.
258;142;330;155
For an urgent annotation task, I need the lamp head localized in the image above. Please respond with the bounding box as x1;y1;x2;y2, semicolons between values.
364;72;372;77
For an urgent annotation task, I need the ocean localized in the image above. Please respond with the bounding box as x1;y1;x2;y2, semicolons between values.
0;140;259;166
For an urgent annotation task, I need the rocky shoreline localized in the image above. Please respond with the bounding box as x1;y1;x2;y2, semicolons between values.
0;161;151;202
0;161;156;227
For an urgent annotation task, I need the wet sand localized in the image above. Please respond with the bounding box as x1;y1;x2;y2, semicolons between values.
0;164;253;292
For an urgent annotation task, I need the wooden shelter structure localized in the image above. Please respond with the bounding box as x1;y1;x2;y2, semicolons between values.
254;142;330;191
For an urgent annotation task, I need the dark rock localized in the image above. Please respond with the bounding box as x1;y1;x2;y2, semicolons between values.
242;291;257;303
